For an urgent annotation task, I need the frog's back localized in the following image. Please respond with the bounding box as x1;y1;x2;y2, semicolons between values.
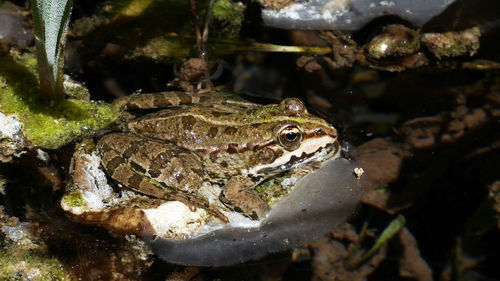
126;104;276;153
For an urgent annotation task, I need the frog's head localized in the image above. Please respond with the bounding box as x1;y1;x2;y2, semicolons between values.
248;98;340;177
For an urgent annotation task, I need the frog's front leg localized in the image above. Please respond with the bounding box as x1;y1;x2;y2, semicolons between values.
219;176;270;220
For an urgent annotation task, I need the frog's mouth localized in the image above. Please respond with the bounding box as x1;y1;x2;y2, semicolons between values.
248;137;340;177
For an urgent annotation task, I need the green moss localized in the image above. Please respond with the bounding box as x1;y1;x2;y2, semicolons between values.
212;0;244;39
127;36;195;62
255;176;293;207
0;243;71;280
0;53;120;149
64;79;91;100
61;190;86;208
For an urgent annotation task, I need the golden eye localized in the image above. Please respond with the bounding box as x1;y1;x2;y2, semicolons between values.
278;125;303;150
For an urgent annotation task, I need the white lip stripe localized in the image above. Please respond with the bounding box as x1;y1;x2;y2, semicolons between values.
246;135;336;176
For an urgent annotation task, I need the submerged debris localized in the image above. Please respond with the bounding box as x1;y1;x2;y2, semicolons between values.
421;27;481;59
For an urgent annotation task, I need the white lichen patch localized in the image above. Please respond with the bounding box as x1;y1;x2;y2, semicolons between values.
61;148;126;215
79;152;119;208
36;149;49;162
0;112;23;140
0;112;26;162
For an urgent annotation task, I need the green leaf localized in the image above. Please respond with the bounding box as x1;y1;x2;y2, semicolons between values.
32;0;73;101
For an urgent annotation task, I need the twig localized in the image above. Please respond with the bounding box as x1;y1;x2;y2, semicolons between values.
199;0;215;89
189;0;202;53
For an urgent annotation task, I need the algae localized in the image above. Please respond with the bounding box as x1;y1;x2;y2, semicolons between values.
0;242;71;281
60;189;86;208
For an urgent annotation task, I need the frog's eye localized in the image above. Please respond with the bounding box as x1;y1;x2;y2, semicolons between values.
278;125;303;150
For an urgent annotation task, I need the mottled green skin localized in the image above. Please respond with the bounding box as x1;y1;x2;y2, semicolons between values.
98;92;339;220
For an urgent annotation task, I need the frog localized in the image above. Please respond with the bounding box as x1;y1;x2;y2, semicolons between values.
96;91;340;222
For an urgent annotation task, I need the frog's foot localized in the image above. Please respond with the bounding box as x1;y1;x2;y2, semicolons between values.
164;193;228;223
219;176;270;220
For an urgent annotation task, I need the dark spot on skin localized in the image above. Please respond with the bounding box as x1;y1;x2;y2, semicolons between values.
105;156;123;174
125;103;139;110
152;152;170;166
251;175;263;182
153;95;169;107
208;127;218;138
148;162;162;178
211;111;232;118
249;212;259;220
199;96;213;104
130;161;147;174
259;148;276;163
178;93;193;104
127;173;144;188
227;143;239;153
181;115;196;131
175;173;184;183
122;146;137;159
192;168;203;176
289;153;308;165
223;127;237;135
209;152;218;162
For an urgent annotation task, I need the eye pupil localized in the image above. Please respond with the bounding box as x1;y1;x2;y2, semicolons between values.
285;132;297;141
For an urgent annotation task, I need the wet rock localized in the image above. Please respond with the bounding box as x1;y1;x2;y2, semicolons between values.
366;25;421;60
355;138;407;211
398;227;433;281
0;112;27;163
261;0;457;31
